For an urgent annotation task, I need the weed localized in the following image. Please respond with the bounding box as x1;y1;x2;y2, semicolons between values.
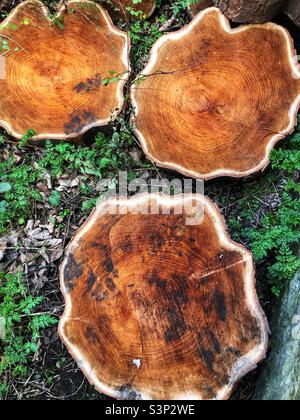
226;117;300;296
0;272;57;398
0;119;138;233
129;18;165;70
171;0;200;15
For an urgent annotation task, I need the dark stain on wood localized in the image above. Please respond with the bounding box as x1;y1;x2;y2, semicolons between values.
63;253;83;291
105;276;117;292
75;73;102;93
132;7;300;179
148;272;166;289
198;347;215;371
60;196;268;400
91;283;107;302
87;270;96;290
104;254;119;278
164;307;186;343
227;347;242;357
85;326;100;344
172;274;189;305
121;236;134;253
205;328;221;354
64;111;97;135
214;290;227;321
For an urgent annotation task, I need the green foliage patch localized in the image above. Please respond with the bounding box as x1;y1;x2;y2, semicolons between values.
0;272;57;398
227;117;300;296
0;0;299;400
0;122;137;234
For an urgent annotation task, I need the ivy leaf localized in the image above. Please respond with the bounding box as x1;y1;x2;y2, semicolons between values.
48;191;61;207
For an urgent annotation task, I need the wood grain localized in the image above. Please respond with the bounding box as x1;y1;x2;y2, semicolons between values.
59;194;269;400
0;0;129;141
104;0;155;21
131;8;300;180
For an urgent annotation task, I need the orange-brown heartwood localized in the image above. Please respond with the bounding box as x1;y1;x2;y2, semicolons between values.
0;0;129;141
105;0;155;21
131;8;300;180
59;194;269;400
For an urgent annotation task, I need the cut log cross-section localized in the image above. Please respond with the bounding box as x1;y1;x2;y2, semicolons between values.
59;194;269;400
0;0;130;141
131;8;300;180
104;0;156;21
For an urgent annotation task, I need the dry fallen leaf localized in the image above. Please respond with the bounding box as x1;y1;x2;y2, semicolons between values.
27;228;52;241
0;238;7;261
56;177;80;191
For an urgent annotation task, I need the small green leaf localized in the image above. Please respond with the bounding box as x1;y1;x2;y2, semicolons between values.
100;158;111;169
48;190;61;207
0;182;12;194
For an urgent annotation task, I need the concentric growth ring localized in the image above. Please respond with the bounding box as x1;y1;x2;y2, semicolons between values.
0;0;130;141
59;194;269;400
131;8;300;180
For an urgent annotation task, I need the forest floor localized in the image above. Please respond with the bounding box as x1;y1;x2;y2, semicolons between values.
0;0;299;400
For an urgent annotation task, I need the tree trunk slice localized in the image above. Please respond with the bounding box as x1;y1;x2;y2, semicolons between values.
286;0;300;28
59;194;269;400
103;0;156;21
0;0;130;141
189;1;287;23
131;8;300;180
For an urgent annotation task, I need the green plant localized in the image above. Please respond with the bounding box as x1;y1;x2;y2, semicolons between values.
171;0;199;15
18;129;37;148
129;18;165;69
0;119;138;233
0;272;57;398
0;153;43;233
126;0;147;19
227;117;300;296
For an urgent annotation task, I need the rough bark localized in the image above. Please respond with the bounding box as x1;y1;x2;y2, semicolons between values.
253;268;300;400
59;194;269;400
215;0;287;23
190;0;287;23
131;8;300;180
286;0;300;27
189;0;214;16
